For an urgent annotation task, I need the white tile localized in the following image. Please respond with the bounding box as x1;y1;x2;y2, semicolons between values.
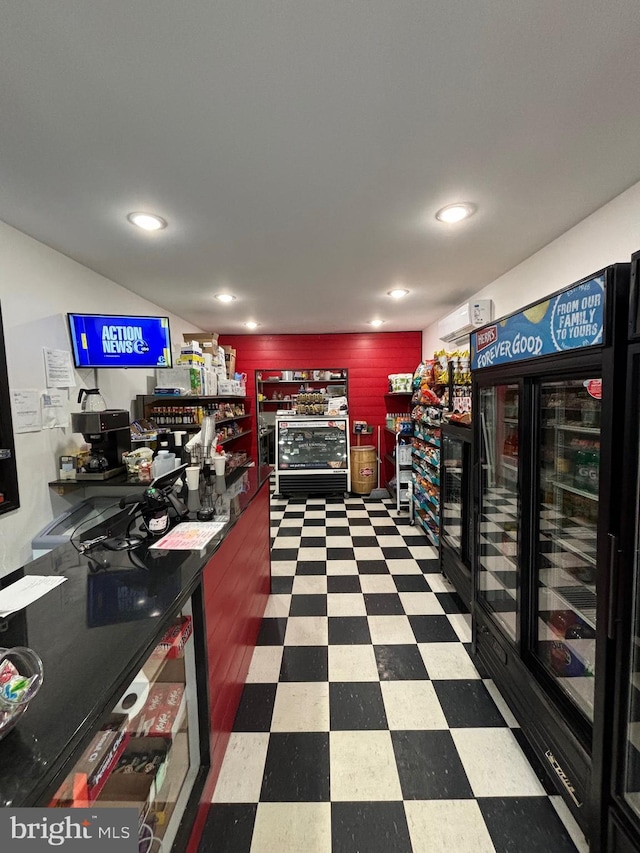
419;643;481;680
448;612;472;643
549;795;590;853
272;537;301;550
386;558;422;574
380;681;448;729
424;573;456;594
451;728;546;797
271;682;330;731
405;800;496;853
326;536;353;548
353;546;385;560
408;545;439;559
326;559;359;575
263;594;291;618
270;526;280;536
345;509;369;518
271;561;298;577
398;591;445;615
304;510;327;519
301;526;327;537
246;646;284;683
327;592;367;617
292;575;328;595
284;616;328;646
330;731;402;800
482;679;520;727
359;574;397;593
296;547;327;561
367;615;416;645
212;732;269;802
328;645;380;682
374;535;404;547
250;803;331;853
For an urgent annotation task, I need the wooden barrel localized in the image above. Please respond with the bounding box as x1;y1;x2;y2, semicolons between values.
350;445;377;494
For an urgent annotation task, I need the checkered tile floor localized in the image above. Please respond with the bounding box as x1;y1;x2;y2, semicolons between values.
197;485;588;853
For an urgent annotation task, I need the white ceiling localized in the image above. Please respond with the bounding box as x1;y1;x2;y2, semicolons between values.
1;1;640;334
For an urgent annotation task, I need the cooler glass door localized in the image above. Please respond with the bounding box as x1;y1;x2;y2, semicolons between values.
477;384;520;642
442;434;465;557
534;378;599;721
276;419;348;471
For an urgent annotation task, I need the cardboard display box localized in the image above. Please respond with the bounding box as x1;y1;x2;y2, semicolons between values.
182;332;219;351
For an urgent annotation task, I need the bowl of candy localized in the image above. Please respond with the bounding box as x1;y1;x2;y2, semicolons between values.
0;646;43;740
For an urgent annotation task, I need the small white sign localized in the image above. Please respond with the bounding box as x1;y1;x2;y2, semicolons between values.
44;347;76;388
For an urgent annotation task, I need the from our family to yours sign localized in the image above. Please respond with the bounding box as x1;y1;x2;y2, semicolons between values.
471;276;605;370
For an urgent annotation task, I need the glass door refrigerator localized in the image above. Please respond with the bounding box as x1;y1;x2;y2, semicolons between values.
440;423;473;609
609;249;640;852
471;264;630;848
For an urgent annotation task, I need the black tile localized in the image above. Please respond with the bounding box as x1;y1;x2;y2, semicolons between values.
364;593;405;615
401;535;431;547
271;576;294;595
300;536;328;547
357;559;389;574
327;547;355;560
306;503;325;510
374;644;429;680
435;591;469;614
368;509;392;517
286;497;308;504
277;526;303;536
282;510;305;518
478;797;579;853
327;575;362;593
348;517;375;526
279;646;328;682
392;730;473;799
296;561;327;575
260;732;330;802
329;682;388;730
393;575;431;592
417;558;441;573
256;617;288;645
373;525;400;536
432;680;507;727
270;548;299;561
303;518;326;527
408;615;459;643
351;535;379;548
382;546;412;560
232;683;277;731
326;526;351;536
327;510;348;518
289;594;327;616
331;802;412;853
198;804;256;853
328;616;372;645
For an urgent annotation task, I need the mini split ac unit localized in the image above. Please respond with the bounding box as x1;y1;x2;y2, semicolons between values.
437;299;493;343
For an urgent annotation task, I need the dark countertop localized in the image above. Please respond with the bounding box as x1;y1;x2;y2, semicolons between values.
0;464;271;807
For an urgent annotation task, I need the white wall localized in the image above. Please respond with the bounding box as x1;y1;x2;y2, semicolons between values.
423;179;640;356
0;220;203;577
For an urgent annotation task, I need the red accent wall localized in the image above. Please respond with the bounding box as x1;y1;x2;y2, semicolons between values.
220;332;422;460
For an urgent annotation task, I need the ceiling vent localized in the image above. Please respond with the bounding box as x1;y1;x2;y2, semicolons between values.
437;299;493;343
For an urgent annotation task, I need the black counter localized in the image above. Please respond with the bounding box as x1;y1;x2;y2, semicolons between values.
0;464;271;807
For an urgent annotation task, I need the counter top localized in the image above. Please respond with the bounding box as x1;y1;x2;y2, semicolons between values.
0;464;271;807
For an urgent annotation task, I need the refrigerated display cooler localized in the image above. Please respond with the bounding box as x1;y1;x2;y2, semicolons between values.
471;264;630;848
440;423;473;610
275;416;350;496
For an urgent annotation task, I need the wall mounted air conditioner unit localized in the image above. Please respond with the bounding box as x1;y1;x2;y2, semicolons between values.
437;299;493;343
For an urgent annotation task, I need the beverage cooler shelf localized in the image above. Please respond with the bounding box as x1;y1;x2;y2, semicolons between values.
543;422;600;435
548;478;598;502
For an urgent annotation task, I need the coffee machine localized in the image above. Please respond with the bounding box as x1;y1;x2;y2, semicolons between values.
71;410;131;480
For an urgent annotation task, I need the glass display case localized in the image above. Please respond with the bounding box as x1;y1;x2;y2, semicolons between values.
441;423;473;609
275;416;350;496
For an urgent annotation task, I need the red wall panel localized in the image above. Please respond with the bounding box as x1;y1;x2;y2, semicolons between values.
220;332;422;461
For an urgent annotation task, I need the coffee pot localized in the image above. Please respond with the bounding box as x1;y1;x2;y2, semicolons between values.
78;388;107;412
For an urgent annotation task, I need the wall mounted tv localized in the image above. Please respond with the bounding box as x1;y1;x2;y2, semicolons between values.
67;314;172;369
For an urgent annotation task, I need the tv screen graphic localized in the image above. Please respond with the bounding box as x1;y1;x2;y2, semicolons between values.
68;314;172;369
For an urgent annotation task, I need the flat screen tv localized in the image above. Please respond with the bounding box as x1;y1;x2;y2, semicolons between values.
67;313;172;369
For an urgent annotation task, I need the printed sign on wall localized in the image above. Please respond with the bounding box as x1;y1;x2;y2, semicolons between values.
471;276;605;370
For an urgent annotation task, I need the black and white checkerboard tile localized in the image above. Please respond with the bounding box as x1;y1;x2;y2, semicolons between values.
198;485;588;853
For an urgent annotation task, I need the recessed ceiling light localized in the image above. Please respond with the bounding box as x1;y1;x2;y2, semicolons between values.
435;203;477;223
215;293;236;303
245;321;259;329
127;212;167;231
387;288;409;299
369;320;384;327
